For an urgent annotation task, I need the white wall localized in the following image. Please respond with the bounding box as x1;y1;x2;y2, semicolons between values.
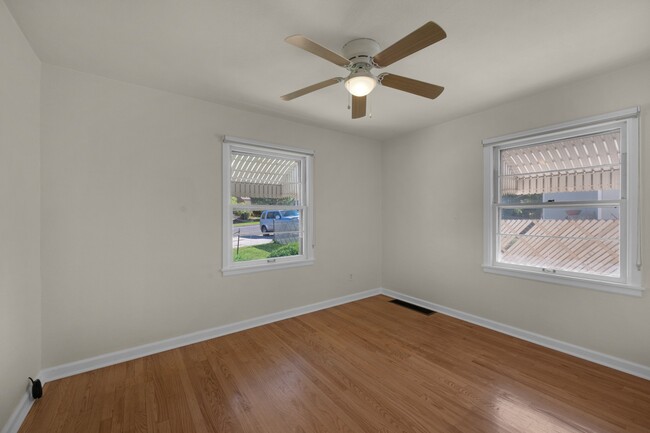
3;7;649;427
382;59;650;366
0;1;41;427
40;64;383;367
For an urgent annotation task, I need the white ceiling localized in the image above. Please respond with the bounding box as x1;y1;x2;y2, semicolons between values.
6;0;650;140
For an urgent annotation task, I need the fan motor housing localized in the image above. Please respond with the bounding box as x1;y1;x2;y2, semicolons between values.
342;38;381;65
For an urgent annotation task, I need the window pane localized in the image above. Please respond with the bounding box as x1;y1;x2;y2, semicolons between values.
231;151;302;207
498;207;620;277
499;131;621;202
233;209;302;262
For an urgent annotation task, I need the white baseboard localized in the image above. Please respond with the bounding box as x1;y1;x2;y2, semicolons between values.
0;394;32;433
39;288;381;383
381;288;650;381
3;288;380;433
6;285;649;433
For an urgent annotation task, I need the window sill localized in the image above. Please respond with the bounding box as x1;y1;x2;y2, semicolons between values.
482;265;644;297
222;259;314;276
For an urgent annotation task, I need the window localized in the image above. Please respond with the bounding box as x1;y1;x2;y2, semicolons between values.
222;136;314;275
483;108;643;296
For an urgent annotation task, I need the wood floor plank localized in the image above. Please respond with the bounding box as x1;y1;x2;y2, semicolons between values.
18;296;650;433
251;324;374;433
200;342;269;433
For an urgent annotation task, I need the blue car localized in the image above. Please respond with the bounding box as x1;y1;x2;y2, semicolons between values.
260;210;299;235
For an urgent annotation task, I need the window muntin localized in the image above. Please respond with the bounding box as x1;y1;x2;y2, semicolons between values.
496;131;622;279
223;137;313;275
483;108;642;295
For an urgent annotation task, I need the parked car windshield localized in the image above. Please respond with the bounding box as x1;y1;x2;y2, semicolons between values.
281;210;299;217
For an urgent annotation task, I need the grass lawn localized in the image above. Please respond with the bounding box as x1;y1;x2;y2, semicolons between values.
234;242;299;262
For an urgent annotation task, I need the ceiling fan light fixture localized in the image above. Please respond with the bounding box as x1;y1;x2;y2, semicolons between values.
282;22;447;118
344;69;377;97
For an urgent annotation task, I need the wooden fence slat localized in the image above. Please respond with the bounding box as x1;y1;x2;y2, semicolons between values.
499;219;619;276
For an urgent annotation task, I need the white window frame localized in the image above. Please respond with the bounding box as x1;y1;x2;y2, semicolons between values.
222;136;314;276
482;107;643;296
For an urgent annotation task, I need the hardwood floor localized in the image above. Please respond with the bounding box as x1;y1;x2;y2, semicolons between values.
19;295;650;433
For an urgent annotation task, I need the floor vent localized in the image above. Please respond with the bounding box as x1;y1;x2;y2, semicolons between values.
389;299;436;315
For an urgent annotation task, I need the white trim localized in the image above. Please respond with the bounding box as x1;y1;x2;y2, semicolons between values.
483;109;642;293
381;288;650;381
1;394;32;433
222;138;314;276
222;139;231;274
482;265;644;297
306;154;315;262
223;135;314;156
231;204;305;211
38;288;380;383
483;145;496;268
482;106;640;146
34;286;650;384
6;286;650;433
222;259;315;276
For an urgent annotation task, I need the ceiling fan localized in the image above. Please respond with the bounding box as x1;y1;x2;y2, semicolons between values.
281;21;446;119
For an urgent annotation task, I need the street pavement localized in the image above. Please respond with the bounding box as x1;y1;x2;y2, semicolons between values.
232;223;273;248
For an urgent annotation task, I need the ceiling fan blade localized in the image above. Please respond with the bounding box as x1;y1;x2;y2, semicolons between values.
373;21;446;67
379;74;444;99
285;35;350;67
351;96;366;119
281;78;341;101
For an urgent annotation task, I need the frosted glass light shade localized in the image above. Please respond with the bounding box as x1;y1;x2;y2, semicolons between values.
344;71;377;97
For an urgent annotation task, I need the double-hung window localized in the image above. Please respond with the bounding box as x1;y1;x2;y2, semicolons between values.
483;108;642;296
222;136;314;275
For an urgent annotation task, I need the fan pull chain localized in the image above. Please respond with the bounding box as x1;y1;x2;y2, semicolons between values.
368;94;372;118
347;93;351;110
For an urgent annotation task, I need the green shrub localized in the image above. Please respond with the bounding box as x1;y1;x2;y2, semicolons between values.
268;242;299;258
